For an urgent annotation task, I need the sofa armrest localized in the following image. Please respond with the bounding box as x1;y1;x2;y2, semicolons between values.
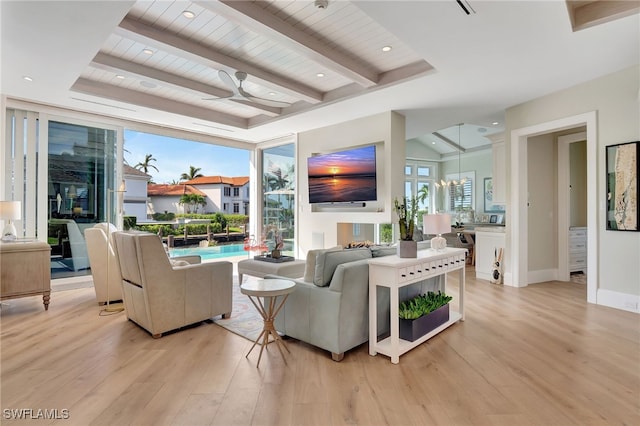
172;255;201;264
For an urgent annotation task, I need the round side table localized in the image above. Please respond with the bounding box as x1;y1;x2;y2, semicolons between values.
240;279;296;367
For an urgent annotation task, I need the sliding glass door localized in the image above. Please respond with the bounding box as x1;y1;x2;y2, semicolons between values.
48;121;117;278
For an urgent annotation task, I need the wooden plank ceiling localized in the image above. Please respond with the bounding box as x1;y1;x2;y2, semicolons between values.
71;0;434;130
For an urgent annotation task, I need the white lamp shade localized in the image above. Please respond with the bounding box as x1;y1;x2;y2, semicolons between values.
0;201;21;220
423;213;451;235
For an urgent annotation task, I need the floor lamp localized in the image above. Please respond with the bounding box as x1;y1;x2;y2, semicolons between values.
101;181;126;315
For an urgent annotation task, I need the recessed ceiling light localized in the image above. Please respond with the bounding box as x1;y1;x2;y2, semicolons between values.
182;10;195;19
143;48;154;55
23;76;33;82
431;141;436;145
492;121;499;126
269;92;276;96
116;75;125;79
382;46;392;52
316;72;325;78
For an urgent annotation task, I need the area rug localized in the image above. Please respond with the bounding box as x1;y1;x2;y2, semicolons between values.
212;282;266;343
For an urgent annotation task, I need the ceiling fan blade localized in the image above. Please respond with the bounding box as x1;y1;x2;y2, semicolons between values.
238;87;291;108
218;70;240;96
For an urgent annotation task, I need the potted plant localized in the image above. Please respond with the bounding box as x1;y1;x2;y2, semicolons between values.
394;196;420;257
398;291;453;341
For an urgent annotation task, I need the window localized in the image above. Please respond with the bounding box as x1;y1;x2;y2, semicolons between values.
405;161;436;221
224;187;231;196
233;187;239;197
223;203;228;211
262;143;295;255
233;202;239;213
445;171;475;212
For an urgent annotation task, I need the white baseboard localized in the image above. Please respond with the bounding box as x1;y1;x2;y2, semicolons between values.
528;268;557;284
597;289;640;313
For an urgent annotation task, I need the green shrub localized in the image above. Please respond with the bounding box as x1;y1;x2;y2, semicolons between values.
123;216;136;230
152;212;175;221
398;291;452;320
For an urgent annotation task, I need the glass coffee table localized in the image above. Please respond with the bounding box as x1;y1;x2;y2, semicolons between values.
240;278;296;367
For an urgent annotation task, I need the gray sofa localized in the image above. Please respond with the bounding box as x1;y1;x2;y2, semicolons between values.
268;243;442;361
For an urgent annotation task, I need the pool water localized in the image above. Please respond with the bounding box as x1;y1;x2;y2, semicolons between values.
169;243;246;261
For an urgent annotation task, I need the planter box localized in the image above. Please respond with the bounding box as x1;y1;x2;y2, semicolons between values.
399;304;450;342
397;240;417;258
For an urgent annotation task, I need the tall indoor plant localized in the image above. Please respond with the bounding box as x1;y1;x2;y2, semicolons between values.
394;196;420;257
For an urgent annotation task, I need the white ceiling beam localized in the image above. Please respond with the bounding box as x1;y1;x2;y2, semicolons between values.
71;78;249;129
115;17;323;104
199;0;378;87
90;53;282;117
433;131;466;152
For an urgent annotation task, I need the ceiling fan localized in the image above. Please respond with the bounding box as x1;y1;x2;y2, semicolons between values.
207;70;292;108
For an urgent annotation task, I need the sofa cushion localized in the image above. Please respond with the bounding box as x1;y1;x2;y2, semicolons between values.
370;246;398;258
303;245;342;282
313;247;372;287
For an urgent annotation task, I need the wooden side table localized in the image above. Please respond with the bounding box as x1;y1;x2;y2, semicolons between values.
1;239;52;310
240;278;296;367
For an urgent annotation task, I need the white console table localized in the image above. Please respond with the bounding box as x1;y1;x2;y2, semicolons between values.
368;248;466;364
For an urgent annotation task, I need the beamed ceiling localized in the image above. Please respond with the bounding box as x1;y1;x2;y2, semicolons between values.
1;1;639;147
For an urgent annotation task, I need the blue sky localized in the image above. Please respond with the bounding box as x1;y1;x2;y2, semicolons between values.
124;130;250;184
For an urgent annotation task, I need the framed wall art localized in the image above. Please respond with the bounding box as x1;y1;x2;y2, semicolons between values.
606;141;639;231
484;177;504;213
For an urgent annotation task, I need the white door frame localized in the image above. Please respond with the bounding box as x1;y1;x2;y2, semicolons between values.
511;112;597;303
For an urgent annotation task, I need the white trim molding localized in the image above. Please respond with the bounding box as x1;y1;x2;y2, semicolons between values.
510;111;598;303
597;289;640;313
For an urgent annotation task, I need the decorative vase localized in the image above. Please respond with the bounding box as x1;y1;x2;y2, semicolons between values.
399;304;450;342
271;249;281;259
397;240;417;258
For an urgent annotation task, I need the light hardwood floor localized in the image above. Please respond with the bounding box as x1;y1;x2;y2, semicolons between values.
1;268;638;426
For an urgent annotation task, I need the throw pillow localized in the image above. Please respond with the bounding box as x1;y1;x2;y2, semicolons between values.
303;245;342;282
313;247;372;287
370;246;398;258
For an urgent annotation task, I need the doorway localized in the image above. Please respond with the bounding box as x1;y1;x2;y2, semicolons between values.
510;111;597;303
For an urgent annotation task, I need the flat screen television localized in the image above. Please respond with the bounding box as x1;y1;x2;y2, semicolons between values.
307;145;377;204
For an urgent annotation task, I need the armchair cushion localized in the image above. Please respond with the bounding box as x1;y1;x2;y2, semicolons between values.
113;231;232;338
313;247;371;287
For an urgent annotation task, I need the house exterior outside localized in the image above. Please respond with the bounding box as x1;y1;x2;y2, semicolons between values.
122;164;151;223
181;176;250;215
146;184;207;216
146;176;249;217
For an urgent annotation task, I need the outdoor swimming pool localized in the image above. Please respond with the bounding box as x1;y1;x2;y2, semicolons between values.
169;243;246;261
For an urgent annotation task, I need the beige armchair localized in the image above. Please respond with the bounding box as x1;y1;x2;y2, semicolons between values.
84;223;123;305
112;231;233;338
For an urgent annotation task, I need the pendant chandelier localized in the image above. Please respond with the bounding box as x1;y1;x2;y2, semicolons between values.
435;123;467;189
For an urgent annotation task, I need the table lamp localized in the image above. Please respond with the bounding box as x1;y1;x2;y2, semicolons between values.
0;201;21;241
423;213;451;251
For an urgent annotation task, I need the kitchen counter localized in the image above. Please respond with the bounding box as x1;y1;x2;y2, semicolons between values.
474;226;506;233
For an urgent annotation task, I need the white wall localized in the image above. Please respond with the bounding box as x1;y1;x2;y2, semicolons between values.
296;111;406;255
506;65;640;305
527;134;557;272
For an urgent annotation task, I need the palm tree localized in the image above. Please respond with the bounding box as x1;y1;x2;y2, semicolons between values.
134;154;159;174
179;193;206;214
180;165;203;182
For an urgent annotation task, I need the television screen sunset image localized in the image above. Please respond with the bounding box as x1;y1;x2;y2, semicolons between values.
307;145;377;204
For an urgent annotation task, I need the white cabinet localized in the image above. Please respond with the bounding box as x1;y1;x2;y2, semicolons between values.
475;228;506;281
368;248;466;364
569;227;587;274
489;132;506;204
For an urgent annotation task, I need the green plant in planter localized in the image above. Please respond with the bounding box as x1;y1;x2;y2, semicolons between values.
399;291;453;320
394;196;419;241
